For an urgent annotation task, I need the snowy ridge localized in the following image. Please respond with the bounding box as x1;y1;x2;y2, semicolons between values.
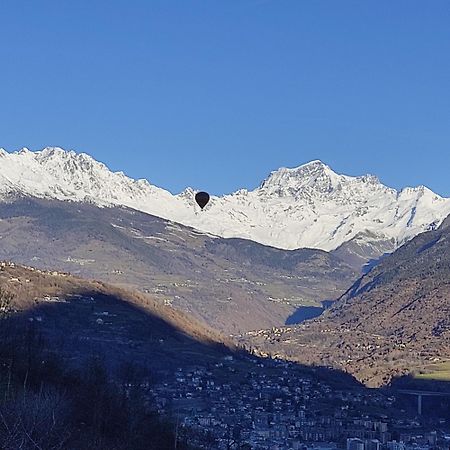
1;147;449;252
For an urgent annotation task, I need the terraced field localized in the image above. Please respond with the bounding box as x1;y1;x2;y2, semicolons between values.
415;361;450;381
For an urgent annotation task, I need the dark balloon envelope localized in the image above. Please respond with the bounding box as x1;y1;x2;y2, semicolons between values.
195;191;210;210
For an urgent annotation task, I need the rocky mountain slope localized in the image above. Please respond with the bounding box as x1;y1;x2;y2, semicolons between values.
1;147;449;265
239;214;450;386
0;198;357;333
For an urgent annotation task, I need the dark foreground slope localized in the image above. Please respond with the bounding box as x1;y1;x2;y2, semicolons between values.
0;198;357;333
241;216;450;387
0;263;234;450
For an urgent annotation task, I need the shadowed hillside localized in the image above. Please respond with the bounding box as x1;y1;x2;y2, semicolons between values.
0;263;232;449
0;261;232;367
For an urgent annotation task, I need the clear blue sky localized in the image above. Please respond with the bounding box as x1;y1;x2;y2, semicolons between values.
1;1;449;195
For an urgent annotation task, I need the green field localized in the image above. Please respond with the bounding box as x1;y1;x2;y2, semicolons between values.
414;361;450;381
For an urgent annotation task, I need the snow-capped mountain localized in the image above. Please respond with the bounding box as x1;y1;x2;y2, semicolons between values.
1;147;449;253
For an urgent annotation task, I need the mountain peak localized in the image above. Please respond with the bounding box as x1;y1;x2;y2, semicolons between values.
37;147;90;161
275;159;331;174
34;148;111;180
297;159;328;168
400;184;437;197
294;159;327;168
258;160;341;197
39;146;66;156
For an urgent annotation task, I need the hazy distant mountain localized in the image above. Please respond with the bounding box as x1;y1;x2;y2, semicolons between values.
240;214;450;386
1;147;449;265
0;198;357;333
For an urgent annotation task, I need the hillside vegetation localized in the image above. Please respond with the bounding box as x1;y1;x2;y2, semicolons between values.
240;216;450;387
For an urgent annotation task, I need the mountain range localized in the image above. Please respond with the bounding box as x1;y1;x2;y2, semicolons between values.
2;147;449;266
2;146;450;386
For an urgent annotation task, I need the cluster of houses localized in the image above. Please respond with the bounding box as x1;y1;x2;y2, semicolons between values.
0;260;68;277
149;357;449;450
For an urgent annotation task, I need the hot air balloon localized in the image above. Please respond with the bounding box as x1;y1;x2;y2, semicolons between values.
195;191;210;210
